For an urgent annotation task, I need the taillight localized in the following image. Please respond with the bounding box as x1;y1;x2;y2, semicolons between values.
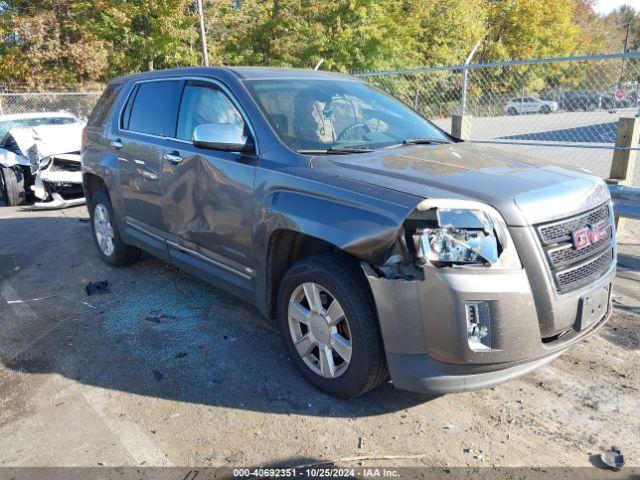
81;127;87;149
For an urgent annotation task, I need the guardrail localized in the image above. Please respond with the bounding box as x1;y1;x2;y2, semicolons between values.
609;184;640;220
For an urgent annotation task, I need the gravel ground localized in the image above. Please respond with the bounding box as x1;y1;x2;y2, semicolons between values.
0;205;638;469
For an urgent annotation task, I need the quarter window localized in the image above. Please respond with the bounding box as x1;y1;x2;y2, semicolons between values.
123;81;177;136
88;83;122;127
176;83;245;141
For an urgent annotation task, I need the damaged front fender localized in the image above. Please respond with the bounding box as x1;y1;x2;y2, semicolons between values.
258;186;411;266
0;147;30;169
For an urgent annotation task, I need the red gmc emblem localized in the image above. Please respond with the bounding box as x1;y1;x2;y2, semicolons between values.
572;220;608;250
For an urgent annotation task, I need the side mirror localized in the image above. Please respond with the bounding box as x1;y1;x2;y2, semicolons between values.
192;123;252;152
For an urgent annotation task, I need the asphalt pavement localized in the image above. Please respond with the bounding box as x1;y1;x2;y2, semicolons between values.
0;205;638;468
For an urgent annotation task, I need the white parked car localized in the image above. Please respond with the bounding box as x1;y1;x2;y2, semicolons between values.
0;112;85;208
504;97;558;115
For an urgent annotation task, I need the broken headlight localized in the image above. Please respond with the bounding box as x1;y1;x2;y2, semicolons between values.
411;200;521;269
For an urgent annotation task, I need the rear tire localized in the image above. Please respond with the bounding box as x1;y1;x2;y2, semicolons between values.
540;105;551;114
90;190;142;267
507;107;518;116
0;167;25;206
277;253;388;398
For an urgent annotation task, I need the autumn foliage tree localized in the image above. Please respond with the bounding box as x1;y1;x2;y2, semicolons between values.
0;0;637;89
0;0;108;88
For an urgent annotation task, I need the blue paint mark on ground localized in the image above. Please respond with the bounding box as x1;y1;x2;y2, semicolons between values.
89;261;284;404
499;121;617;144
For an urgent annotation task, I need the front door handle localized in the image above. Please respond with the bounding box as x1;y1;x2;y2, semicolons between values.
110;138;123;149
164;151;183;164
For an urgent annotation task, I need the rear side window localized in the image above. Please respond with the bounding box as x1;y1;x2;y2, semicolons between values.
87;83;122;127
123;81;177;136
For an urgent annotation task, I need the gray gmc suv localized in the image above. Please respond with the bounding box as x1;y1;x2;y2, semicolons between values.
82;67;616;398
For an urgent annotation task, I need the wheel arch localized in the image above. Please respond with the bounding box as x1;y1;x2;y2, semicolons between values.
254;187;411;319
265;229;365;320
82;172;108;212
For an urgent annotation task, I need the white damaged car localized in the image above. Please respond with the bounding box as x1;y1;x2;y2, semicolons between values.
0;112;85;208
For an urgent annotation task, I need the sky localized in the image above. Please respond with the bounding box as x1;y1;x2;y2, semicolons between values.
593;0;640;14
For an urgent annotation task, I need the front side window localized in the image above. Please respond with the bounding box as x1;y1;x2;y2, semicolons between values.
244;78;448;152
123;81;177;136
176;83;245;141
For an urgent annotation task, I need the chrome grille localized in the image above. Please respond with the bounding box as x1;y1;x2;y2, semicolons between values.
556;249;614;290
535;203;614;293
547;226;611;267
51;157;82;172
537;204;610;245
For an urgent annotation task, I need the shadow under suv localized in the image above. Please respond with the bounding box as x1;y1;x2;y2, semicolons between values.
82;67;616;398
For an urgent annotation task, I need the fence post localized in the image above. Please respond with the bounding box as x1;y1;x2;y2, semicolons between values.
608;116;640;234
461;65;469;114
0;94;3;116
460;39;482;114
451;115;472;140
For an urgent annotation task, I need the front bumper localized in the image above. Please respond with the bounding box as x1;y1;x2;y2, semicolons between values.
27;155;85;209
387;349;565;395
365;261;614;395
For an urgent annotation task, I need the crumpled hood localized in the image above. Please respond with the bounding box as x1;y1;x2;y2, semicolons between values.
7;123;82;161
316;142;610;226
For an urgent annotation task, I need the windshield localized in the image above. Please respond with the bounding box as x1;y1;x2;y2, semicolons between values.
0;116;78;140
244;79;449;152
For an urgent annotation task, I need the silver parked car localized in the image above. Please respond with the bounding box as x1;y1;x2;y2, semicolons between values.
504;97;559;115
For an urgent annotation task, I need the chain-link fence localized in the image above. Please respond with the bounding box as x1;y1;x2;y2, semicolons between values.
0;91;102;121
356;52;640;184
2;54;640;184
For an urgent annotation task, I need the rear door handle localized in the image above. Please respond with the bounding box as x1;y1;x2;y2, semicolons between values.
164;151;183;164
110;138;123;149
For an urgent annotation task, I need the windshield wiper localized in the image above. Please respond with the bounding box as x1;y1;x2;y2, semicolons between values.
296;146;375;155
401;137;450;146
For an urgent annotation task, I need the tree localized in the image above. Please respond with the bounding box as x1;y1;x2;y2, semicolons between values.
95;0;199;76
206;0;418;72
408;0;487;66
0;0;108;88
602;5;640;53
480;0;582;62
0;0;634;89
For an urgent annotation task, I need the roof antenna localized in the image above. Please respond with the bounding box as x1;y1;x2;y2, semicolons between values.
313;58;324;71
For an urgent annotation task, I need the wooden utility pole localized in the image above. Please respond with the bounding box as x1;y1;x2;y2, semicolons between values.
619;20;631;89
196;0;209;67
623;20;631;53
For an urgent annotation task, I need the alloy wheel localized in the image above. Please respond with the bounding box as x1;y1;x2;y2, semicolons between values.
287;282;352;379
93;203;115;256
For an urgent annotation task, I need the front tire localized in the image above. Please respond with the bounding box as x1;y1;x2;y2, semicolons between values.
90;190;142;266
507;107;518;116
540;105;551;114
277;254;388;398
0;167;25;206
